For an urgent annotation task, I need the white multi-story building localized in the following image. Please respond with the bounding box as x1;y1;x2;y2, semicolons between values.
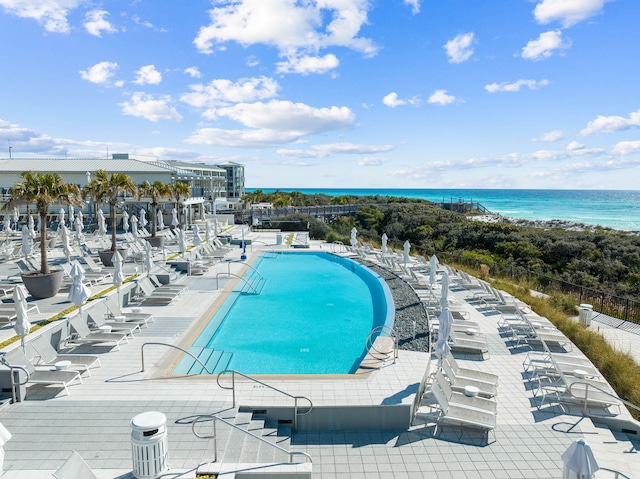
0;155;245;226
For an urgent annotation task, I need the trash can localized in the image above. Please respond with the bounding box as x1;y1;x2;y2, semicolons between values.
131;411;169;479
276;233;283;245
578;303;593;326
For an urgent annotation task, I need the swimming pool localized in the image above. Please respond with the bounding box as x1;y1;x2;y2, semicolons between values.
173;252;394;375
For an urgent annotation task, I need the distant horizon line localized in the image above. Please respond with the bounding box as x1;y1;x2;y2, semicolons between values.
247;187;640;192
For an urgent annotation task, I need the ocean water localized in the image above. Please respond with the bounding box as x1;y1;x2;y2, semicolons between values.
253;188;640;232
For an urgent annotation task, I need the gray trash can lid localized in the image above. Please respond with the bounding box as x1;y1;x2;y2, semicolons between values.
131;411;166;431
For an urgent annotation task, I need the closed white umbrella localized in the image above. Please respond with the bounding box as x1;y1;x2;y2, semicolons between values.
178;228;187;255
58;207;65;228
60;225;72;262
561;438;599;479
97;209;107;236
112;250;125;305
139;208;147;228
3;214;11;235
20;225;31;259
121;210;129;233
76;209;83;226
429;254;438;288
192;224;202;246
12;207;19;229
13;285;31;351
35;215;41;234
131;214;139;237
67;263;92;321
68;205;74;226
144;241;153;276
74;216;83;242
171;207;179;227
350;227;358;247
205;220;212;242
403;240;410;265
157;209;164;231
27;215;35;239
0;422;11;475
434;307;454;363
440;271;450;308
381;233;388;254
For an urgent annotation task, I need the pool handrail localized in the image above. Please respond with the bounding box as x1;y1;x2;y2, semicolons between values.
215;272;262;294
216;369;313;432
140;342;212;374
366;325;398;363
221;259;265;280
191;413;313;464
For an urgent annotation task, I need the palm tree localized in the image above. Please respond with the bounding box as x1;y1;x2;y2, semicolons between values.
82;170;138;252
140;180;172;238
6;172;81;275
169;181;191;228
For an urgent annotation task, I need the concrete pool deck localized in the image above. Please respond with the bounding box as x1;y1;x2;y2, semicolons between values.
0;229;638;478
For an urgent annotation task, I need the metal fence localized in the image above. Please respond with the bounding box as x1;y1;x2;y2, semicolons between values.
440;251;640;325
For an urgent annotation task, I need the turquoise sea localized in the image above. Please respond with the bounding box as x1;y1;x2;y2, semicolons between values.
252;188;640;232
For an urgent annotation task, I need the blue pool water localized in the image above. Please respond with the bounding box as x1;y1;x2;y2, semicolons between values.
173;252;394;375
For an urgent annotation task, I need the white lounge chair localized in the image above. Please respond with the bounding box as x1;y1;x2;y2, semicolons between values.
85;307;140;336
103;296;154;326
417;370;496;443
66;315;129;351
433;370;497;414
3;348;83;397
445;353;499;387
441;358;498;398
27;334;101;377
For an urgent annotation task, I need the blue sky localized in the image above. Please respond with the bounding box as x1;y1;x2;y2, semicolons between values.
1;0;639;189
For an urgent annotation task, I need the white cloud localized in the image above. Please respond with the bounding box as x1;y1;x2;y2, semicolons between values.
79;61;120;85
186;127;304;148
278;143;394;158
428;89;457;105
184;67;201;78
120;92;182;122
611;140;640;156
521;30;569;60
444;32;475;64
186;100;355;148
358;156;389;166
382;92;419;108
84;9;117;37
0;0;83;33
580;109;640;135
276;54;339;75
133;65;162;85
180;77;280;116
533;0;610;28
216;101;354;133
193;0;377;73
404;0;420;14
566;140;584;151
534;130;565;142
485;79;549;92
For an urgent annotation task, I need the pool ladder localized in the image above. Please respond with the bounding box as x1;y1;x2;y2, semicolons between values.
365;325;398;364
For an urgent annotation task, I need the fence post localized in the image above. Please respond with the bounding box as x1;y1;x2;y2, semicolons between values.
625;299;629;322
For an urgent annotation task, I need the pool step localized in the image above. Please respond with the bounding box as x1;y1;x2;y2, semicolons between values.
173;347;232;375
197;410;311;478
